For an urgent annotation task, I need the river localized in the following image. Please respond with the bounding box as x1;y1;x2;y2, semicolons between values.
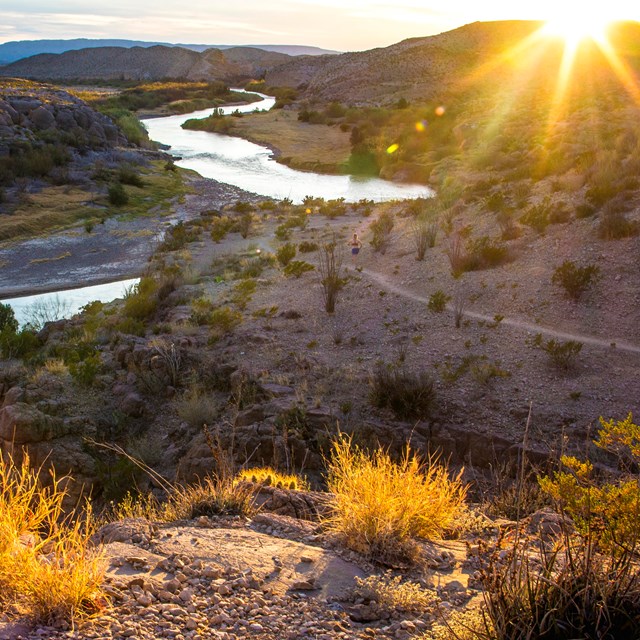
4;91;431;324
142;91;432;203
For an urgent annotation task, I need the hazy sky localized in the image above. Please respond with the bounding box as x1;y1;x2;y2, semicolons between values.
1;1;638;50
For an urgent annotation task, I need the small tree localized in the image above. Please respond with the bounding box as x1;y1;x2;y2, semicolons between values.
0;303;18;334
318;235;344;313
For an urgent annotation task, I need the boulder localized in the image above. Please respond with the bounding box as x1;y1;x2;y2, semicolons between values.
29;105;55;130
0;402;64;444
120;392;145;418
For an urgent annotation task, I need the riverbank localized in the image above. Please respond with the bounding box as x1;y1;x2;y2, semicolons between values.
0;176;266;299
190;109;352;175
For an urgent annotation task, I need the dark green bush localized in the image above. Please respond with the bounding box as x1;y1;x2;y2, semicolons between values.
370;365;436;420
276;243;296;267
108;182;128;206
0;303;18;334
552;261;600;299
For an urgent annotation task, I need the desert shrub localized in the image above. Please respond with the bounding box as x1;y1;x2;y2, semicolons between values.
175;386;218;429
370;365;436;419
428;290;450;313
520;199;553;233
0;327;41;360
231;279;256;310
209;307;242;338
552;261;600;300
463;236;511;271
122;277;158;320
598;211;639;240
411;218;437;260
370;211;394;253
352;573;437;616
319;198;347;218
68;352;102;386
325;437;466;564
0;453;105;624
276;242;296;267
234;212;253;238
283;260;314;278
0;303;18;334
107;182;128;206
477;531;640;640
446;234;467;277
210;216;234;242
274;223;292;241
496;209;520;240
298;241;318;253
235;467;308;491
470;360;511;384
190;297;215;325
575;203;596;219
233;200;253;213
542;339;583;370
117;166;145;187
160;221;199;252
318;237;345;313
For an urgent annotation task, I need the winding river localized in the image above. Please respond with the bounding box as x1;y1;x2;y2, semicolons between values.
5;92;431;323
142;91;432;203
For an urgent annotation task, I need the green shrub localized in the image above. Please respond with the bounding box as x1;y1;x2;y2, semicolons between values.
210;216;234;242
298;241;318;253
68;352;102;386
231;279;256;310
0;303;18;334
370;365;436;420
463;236;511;271
117;166;145;187
552;261;600;300
598;211;639;240
122;277;158;320
543;338;583;369
276;243;296;267
283;260;314;278
209;307;242;338
370;211;394;253
0;327;40;360
108;182;128;206
428;290;450;313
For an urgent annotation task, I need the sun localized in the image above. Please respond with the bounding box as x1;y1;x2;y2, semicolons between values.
542;8;611;45
541;5;638;45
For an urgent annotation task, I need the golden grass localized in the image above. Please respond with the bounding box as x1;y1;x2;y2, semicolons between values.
235;466;309;491
325;436;467;563
0;453;106;624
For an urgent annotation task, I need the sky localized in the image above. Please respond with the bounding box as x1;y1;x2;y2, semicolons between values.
1;1;639;51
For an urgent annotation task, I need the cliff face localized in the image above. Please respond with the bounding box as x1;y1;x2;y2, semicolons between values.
0;45;292;83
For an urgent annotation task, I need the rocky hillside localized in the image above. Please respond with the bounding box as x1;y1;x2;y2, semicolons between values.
265;20;640;103
0;79;126;147
0;45;291;83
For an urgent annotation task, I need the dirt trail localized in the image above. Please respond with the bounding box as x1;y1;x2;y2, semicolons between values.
359;267;640;355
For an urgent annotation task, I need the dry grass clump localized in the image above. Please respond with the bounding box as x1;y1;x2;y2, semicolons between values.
235;466;309;491
0;453;105;624
325;437;467;564
353;573;438;616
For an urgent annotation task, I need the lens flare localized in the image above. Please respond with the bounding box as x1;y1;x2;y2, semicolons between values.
386;143;400;154
435;106;446;116
415;120;427;132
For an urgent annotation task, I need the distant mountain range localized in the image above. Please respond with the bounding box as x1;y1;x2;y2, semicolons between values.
0;39;339;66
0;45;295;82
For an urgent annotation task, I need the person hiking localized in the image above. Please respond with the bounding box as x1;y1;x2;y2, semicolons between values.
349;232;362;263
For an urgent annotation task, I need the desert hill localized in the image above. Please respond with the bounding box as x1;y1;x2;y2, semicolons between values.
265;19;640;103
0;45;291;82
0;38;338;65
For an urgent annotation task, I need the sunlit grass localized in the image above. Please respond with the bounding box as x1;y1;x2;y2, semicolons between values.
324;436;467;563
0;453;106;624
